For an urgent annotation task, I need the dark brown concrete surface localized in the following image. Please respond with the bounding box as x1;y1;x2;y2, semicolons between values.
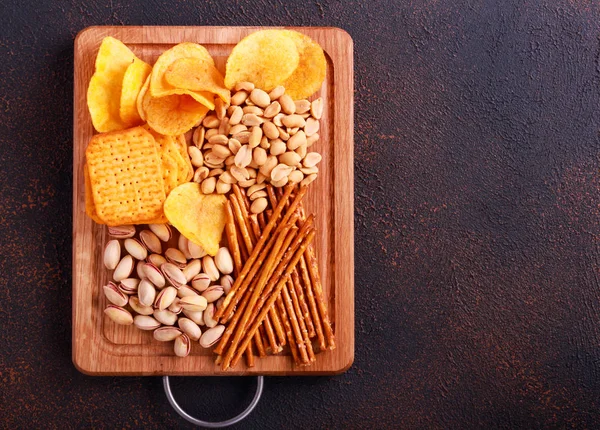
2;0;600;428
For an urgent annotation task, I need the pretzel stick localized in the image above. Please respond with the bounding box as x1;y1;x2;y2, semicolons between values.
224;201;256;359
269;186;317;340
214;224;293;355
262;312;281;353
245;343;255;367
215;185;305;320
229;229;316;368
254;327;267;358
258;212;287;346
230;194;254;257
299;205;335;350
225;221;312;369
287;277;315;362
248;212;283;352
299;256;325;349
225;202;243;277
222;223;307;370
281;281;309;365
233;184;257;245
277;295;300;365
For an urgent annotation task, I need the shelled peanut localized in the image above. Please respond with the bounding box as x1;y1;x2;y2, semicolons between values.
101;224;235;357
188;83;323;213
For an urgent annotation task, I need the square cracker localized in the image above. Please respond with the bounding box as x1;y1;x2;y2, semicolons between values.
86;126;166;225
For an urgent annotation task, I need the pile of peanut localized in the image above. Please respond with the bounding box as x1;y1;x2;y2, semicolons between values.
187;82;323;213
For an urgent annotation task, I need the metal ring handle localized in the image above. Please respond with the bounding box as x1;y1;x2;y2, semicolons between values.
163;375;264;428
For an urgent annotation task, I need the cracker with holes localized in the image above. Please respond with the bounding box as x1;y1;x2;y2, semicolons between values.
85;126;166;225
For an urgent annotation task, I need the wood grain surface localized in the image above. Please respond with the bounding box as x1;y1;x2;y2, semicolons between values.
72;26;354;375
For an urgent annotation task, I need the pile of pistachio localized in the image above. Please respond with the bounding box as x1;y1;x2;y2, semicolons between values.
102;224;234;357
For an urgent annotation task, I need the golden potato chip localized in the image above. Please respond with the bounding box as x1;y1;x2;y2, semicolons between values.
150;42;217;110
86;126;166;225
224;30;299;92
143;92;209;136
280;30;327;100
164;183;227;256
164;58;230;104
175;134;194;182
136;75;150;122
120;58;152;126
84;163;105;224
87;37;137;132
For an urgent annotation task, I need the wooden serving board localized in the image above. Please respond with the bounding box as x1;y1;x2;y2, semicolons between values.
72;26;353;375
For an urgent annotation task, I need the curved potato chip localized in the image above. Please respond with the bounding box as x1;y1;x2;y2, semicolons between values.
164;182;227;256
87;37;137;132
175;134;194;182
136;75;150;122
150;42;216;110
280;31;327;100
143;92;209;136
164;57;230;104
224;30;299;92
120;58;152;126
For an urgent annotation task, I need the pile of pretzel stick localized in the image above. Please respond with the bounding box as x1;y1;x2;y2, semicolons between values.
213;183;335;370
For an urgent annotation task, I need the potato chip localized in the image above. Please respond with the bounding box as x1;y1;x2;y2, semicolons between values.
164;183;227;256
150;42;217;110
86;126;166;225
87;37;137;132
224;30;299;92
143;92;209;136
279;30;327;100
175;134;194;182
164;57;230;104
136;75;150;122
84;163;105;224
120;58;152;126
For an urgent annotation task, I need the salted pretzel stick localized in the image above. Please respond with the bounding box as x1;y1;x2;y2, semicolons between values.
269;187;317;339
233;185;257;245
257;212;287;346
224;201;256;359
225;201;243;277
245;343;255;367
247;212;282;352
299;256;325;349
287;277;315;362
229;229;316;368
215;185;305;320
224;221;312;369
276;295;300;365
254;327;267;358
230;194;254;257
299;205;335;350
222;222;308;370
282;279;310;365
214;225;293;355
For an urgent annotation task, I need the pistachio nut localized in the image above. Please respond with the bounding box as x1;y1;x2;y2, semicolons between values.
143;263;166;288
104;305;134;325
133;315;161;331
103;240;121;270
124;238;148;261
220;275;234;295
165;248;187;268
178;234;193;259
103;281;128;307
177;285;200;298
147;253;167;267
148;223;172;242
174;334;191;357
199;325;225;348
178;317;202;341
182;309;205;326
154;286;177;311
203;303;218;328
129;296;154;316
187;240;207;259
118;277;140;295
202;285;224;303
153;326;182;342
191;273;211;292
161;263;187;289
182;259;202;282
139;229;162;254
202;255;220;282
108;225;135;239
179;295;208;312
138;279;157;307
153;309;178;326
168;297;183;314
214;247;234;275
113;255;134;282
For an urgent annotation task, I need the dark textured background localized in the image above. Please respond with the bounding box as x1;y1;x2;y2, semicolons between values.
1;0;600;428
